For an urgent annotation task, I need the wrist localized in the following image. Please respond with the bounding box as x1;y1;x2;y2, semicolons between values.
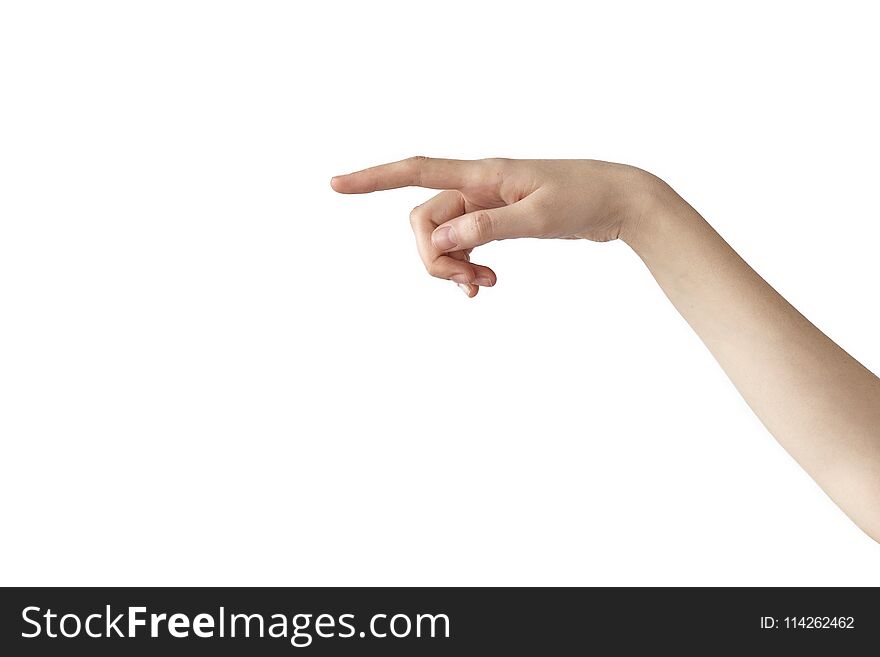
618;172;693;258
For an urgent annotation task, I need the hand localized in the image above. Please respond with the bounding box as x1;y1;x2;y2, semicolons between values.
332;155;880;542
330;156;659;297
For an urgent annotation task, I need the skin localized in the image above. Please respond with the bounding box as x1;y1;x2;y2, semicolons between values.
331;156;880;543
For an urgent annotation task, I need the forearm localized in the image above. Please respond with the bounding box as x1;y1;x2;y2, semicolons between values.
333;155;880;538
623;179;880;541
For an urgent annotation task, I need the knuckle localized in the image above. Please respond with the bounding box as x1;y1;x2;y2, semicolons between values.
470;211;495;242
475;158;509;188
409;205;423;226
425;261;444;279
407;155;429;185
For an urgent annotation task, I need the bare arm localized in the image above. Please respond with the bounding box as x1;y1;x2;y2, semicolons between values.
332;156;880;542
624;182;880;541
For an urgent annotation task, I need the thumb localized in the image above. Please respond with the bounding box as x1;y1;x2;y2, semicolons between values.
430;201;541;252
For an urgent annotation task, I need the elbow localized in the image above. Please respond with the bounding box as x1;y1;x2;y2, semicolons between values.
853;505;880;546
864;523;880;546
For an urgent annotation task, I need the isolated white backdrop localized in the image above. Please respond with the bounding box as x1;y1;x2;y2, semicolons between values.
1;1;878;585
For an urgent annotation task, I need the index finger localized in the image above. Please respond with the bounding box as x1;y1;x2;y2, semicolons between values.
330;156;480;194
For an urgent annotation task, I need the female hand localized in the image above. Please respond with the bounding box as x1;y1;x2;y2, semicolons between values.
332;154;880;542
330;157;658;296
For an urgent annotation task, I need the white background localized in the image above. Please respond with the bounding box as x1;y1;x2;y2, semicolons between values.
1;1;878;585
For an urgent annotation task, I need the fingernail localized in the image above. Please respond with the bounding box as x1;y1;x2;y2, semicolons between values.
451;274;471;285
432;226;457;251
457;283;471;297
474;275;494;287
